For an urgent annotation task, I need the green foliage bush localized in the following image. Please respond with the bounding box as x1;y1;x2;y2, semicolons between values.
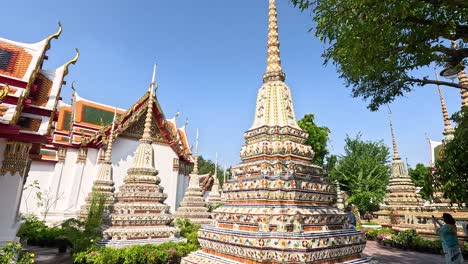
17;215;65;247
73;242;198;264
0;242;34;264
175;219;201;246
74;218;201;263
62;193;106;254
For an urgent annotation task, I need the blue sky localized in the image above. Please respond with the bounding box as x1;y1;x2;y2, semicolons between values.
2;0;462;168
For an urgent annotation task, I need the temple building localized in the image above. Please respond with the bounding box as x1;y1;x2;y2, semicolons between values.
0;24;77;244
12;42;194;225
175;129;212;225
182;1;369;263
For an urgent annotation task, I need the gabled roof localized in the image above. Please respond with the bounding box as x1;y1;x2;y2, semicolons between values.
78;91;193;163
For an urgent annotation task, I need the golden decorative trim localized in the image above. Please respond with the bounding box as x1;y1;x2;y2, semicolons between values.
0;84;9;102
0;141;32;176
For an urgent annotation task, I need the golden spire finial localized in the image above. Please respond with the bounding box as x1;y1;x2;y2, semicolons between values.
193;128;199;174
104;108;117;162
141;65;156;143
389;112;400;160
262;0;286;83
435;68;454;137
63;48;79;76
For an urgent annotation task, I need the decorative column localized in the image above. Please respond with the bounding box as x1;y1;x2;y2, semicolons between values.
0;141;32;245
102;65;183;247
65;147;88;215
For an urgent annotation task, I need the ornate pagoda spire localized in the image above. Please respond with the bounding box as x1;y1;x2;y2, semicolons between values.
435;70;455;141
183;2;369;263
459;69;468;109
262;0;285;83
389;113;400;160
193;128;199;174
102;65;182;246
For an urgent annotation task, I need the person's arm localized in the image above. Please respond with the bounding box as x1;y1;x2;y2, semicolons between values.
432;215;442;229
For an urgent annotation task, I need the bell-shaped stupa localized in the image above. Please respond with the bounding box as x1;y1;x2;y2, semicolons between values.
182;1;369;263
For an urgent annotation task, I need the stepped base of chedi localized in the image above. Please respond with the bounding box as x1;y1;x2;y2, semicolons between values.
183;0;370;263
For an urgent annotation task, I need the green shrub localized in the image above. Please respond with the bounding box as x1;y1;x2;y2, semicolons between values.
17;214;65;247
62;192;106;254
0;242;34;264
393;229;418;246
175;219;201;246
73;242;199;264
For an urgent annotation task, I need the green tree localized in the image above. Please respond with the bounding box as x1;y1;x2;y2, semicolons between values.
434;109;468;206
290;0;467;111
408;163;434;201
297;114;331;166
329;134;390;212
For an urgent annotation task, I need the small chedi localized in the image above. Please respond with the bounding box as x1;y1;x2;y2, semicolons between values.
206;155;223;206
175;130;212;225
101;66;182;246
374;115;424;226
182;1;369;263
79;110;117;224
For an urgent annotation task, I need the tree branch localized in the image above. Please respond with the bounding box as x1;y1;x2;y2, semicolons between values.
419;0;468;9
406;78;465;89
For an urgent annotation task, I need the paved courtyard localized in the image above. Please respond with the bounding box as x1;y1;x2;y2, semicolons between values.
364;241;467;264
26;241;467;263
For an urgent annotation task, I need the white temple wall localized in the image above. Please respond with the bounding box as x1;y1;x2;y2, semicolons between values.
20;161;55;216
20;136;189;224
0;138;27;245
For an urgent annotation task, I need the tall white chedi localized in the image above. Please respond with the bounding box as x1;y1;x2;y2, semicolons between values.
102;65;183;247
175;129;212;225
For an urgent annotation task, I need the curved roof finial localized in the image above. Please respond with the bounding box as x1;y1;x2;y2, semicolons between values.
45;22;63;50
63;48;80;76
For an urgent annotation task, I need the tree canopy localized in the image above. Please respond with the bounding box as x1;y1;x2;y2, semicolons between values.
290;0;467;111
408;163;434;201
297;114;330;166
328;134;390;212
434;109;468;206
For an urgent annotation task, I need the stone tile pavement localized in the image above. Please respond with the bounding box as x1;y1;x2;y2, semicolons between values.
24;246;72;264
364;241;467;264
